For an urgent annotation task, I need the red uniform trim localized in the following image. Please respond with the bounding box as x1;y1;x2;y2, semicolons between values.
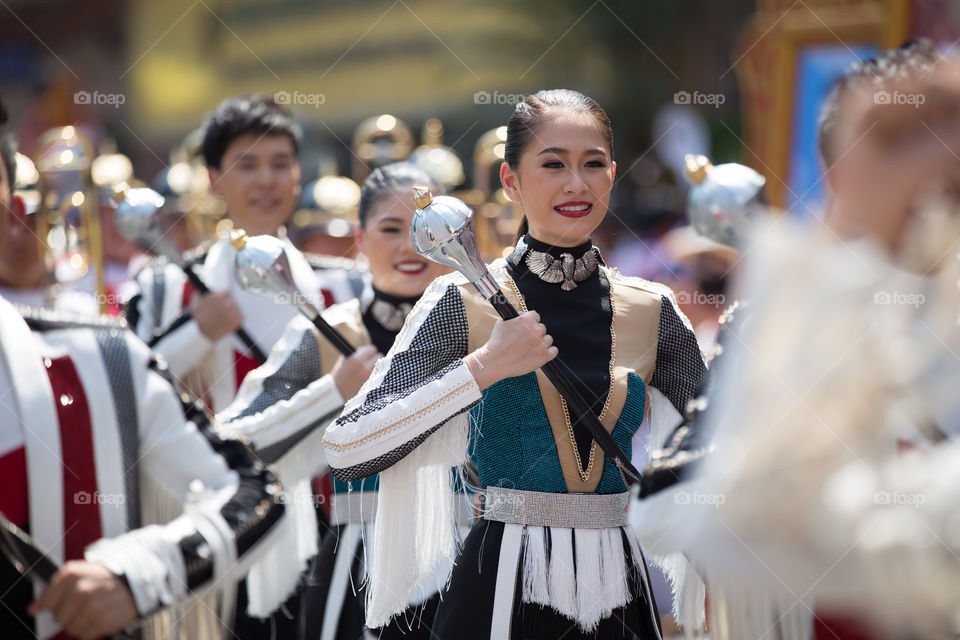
45;355;102;562
320;288;335;309
814;611;886;640
181;280;196;311
234;350;260;391
0;447;28;528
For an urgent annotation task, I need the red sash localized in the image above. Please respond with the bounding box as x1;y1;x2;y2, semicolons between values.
0;447;28;528
45;354;103;640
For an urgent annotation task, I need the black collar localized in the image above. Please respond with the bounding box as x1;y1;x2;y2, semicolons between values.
507;234;602;269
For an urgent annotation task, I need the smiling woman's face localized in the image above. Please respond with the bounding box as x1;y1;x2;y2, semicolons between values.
356;187;451;297
500;110;616;247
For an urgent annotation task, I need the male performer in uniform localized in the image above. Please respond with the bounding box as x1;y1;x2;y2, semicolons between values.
126;94;365;414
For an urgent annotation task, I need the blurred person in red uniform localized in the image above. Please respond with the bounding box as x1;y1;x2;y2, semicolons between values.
0;94;289;640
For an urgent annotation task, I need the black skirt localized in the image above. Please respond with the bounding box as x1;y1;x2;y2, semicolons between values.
432;520;663;640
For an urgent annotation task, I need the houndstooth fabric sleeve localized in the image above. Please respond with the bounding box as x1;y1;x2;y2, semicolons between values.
650;294;707;416
216;314;344;466
323;277;482;482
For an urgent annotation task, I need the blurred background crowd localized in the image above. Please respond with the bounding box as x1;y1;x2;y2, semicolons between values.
4;0;957;356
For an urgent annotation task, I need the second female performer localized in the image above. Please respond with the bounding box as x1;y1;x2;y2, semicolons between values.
323;90;706;639
218;162;459;639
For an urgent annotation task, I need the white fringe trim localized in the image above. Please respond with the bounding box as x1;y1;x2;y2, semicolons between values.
547;527;577;620
244;477;317;618
518;526;635;633
364;413;470;628
139;471;223;640
521;526;550;607
705;580;812;640
644;386;707;633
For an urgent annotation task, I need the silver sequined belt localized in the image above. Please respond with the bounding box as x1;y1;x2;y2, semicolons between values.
481;486;629;529
329;491;478;526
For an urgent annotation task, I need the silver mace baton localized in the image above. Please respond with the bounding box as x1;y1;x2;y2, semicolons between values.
230;230;356;356
114;186;267;364
409;187;643;486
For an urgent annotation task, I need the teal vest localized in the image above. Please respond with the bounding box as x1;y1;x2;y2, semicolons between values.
469;372;645;494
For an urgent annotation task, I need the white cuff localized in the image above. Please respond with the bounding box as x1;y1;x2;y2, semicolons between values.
84;518;193;616
220;373;344;454
324;360;482;471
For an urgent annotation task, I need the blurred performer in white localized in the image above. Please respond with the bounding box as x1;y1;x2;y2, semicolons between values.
0;96;288;640
633;41;960;640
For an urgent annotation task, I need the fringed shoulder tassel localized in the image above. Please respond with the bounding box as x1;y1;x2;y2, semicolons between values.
364;412;470;628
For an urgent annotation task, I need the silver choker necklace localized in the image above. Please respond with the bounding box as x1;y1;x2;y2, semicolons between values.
369;296;414;332
519;237;600;291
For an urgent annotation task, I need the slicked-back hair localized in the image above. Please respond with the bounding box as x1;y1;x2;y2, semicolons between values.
358;162;443;229
504;89;613;242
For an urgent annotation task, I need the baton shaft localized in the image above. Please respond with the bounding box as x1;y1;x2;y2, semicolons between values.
309;315;356;356
181;264;268;365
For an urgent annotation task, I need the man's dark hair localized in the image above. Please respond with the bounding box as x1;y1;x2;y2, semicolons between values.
0;96;16;197
817;39;938;166
200;94;302;169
